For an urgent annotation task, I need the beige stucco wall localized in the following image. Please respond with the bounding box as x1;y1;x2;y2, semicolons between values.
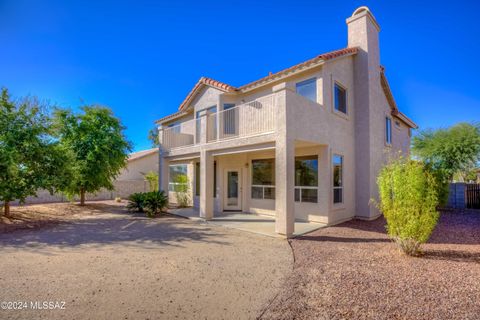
159;8;414;233
117;152;159;181
11;180;149;205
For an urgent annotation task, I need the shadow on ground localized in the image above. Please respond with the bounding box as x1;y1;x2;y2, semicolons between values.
0;215;229;252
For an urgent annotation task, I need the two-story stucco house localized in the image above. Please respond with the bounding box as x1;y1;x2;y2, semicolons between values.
155;7;417;237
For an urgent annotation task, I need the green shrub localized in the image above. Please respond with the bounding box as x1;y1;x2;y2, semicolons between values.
127;191;168;217
143;191;168;217
143;171;159;192
376;158;440;256
127;192;146;212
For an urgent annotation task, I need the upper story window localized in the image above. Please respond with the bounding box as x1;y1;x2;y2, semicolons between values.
296;78;317;103
385;117;392;145
334;83;347;114
223;103;237;135
167;121;180;133
294;156;318;203
251;159;275;200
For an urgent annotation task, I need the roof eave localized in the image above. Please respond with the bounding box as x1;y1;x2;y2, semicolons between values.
395;111;418;129
239;48;358;93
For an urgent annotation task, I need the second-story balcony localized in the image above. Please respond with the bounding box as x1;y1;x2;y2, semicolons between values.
161;94;276;151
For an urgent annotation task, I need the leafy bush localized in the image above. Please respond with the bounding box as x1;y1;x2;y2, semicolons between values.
127;191;168;217
127;192;146;212
174;174;190;208
143;191;168;217
143;171;159;192
376;158;440;256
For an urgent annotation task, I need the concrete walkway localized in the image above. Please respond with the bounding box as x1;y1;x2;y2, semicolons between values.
169;207;326;238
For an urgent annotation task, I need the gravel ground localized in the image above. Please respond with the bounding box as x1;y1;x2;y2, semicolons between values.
0;202;292;320
262;212;480;320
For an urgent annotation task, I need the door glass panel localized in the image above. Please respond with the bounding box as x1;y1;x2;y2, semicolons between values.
227;171;238;206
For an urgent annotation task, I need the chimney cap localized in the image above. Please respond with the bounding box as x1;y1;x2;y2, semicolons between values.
347;6;380;31
351;6;372;17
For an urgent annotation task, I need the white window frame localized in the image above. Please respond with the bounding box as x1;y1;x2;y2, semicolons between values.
294;156;319;203
385;116;392;145
168;164;188;192
294;186;318;203
333;154;344;205
251;159;275;200
295;77;317;103
251;185;276;200
333;81;348;115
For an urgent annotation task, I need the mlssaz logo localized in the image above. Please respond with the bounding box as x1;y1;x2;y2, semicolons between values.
30;301;66;310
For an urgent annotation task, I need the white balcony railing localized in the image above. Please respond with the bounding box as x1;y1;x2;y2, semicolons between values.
161;93;276;150
207;94;276;142
161;118;197;150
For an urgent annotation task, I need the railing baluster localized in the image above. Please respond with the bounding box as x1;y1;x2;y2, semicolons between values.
161;93;277;150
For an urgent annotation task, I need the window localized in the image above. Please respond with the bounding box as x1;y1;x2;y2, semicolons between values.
169;164;188;192
295;156;318;203
333;155;343;204
385;117;392;144
195;162;200;196
251;159;275;200
296;78;317;102
334;83;347;114
194;161;217;197
167;121;180;133
195;111;202;143
223;103;236;135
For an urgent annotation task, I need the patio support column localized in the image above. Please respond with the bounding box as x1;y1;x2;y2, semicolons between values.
158;151;169;193
273;82;295;237
158;126;170;194
199;150;214;219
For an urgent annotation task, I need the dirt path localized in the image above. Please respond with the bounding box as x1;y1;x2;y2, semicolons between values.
0;203;292;319
261;212;480;320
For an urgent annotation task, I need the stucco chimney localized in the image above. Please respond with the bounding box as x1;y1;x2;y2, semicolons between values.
347;7;380;56
347;7;383;219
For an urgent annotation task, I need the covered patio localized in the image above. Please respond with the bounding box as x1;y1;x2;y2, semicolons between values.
168;208;326;238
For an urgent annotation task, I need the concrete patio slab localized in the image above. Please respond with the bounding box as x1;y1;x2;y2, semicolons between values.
168;207;326;238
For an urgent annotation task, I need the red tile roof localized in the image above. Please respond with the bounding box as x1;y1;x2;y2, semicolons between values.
177;77;237;112
239;47;359;91
156;47;360;123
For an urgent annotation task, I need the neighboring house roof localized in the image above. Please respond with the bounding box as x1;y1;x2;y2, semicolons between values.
128;148;158;161
156;46;417;129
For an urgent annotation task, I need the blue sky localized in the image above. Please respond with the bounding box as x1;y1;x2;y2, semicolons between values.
1;0;479;151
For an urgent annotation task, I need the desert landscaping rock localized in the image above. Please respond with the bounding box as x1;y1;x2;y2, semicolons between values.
261;212;480;320
0;202;292;320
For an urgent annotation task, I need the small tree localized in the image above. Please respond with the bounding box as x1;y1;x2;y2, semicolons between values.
376;158;440;256
54;106;132;205
412;123;480;181
143;171;159;191
174;174;190;207
148;126;160;148
0;88;71;215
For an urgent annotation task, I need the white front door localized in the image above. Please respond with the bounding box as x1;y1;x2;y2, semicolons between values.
223;168;242;211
